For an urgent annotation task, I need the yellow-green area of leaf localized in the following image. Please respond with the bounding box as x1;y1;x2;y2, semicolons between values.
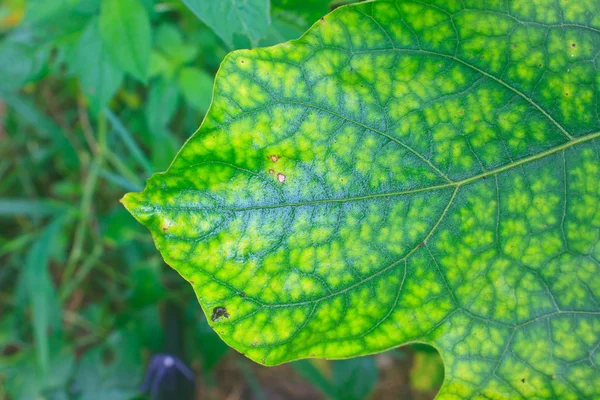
123;1;600;398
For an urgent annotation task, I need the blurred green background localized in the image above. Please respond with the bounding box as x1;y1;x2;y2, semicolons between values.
0;0;444;399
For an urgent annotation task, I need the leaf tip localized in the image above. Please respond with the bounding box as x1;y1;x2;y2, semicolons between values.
120;191;141;217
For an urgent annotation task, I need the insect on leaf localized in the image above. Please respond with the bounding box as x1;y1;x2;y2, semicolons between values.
123;1;600;397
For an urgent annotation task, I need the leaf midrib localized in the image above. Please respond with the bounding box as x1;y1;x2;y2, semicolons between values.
153;130;600;213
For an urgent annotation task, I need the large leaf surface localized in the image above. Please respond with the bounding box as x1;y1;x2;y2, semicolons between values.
123;1;600;397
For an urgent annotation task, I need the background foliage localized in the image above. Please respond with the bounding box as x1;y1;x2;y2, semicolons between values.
0;0;443;398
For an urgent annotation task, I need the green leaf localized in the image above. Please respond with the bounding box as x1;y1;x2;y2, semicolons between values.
410;347;444;392
1;339;74;400
0;39;46;91
23;218;66;376
181;0;270;49
292;360;336;398
123;1;600;397
332;357;378;400
146;78;179;134
266;0;329;42
186;299;229;372
77;18;124;111
177;67;214;113
260;0;330;46
99;0;151;82
72;330;143;400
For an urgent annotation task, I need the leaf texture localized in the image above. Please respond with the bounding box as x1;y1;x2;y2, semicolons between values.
124;1;600;397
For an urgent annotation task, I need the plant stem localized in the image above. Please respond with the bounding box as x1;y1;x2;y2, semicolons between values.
62;112;107;292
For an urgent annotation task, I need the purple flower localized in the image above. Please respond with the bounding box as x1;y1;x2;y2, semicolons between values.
141;353;195;399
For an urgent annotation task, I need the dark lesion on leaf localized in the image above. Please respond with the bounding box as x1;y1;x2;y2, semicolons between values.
211;306;230;322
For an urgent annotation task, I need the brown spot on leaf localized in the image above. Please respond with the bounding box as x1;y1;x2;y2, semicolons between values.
270;155;279;163
268;169;274;174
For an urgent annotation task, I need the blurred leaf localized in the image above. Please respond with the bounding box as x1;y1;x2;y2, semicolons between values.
21;0;78;25
72;330;143;400
145;78;180;170
0;313;18;347
2;94;79;169
99;0;151;82
146;78;179;134
74;0;101;14
0;38;45;91
272;0;329;26
127;260;166;308
181;0;270;49
260;0;329;45
140;0;154;14
129;306;164;351
102;208;142;246
155;22;183;49
332;357;378;400
77;18;124;111
148;50;174;80
105;109;153;175
409;347;444;392
0;198;73;217
24;217;66;375
177;67;213;113
292;360;336;398
186;300;228;372
0;338;74;400
155;23;198;68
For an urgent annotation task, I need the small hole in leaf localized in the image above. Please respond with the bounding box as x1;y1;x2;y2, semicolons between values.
211;306;230;322
277;173;286;183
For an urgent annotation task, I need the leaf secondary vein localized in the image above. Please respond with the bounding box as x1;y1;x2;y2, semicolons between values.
348;47;574;140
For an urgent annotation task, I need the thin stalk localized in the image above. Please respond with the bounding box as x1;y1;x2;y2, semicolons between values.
62;112;107;289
